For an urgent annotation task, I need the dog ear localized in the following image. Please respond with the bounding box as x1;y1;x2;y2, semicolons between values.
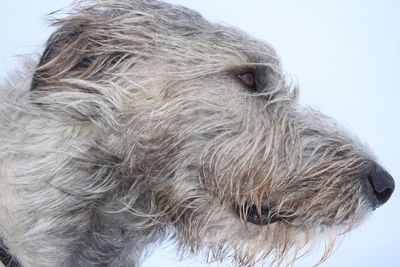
30;25;96;92
31;28;89;91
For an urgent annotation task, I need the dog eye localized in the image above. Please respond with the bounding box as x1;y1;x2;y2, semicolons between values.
238;72;257;90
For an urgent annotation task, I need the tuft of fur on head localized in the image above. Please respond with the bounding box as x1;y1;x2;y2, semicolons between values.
0;1;378;267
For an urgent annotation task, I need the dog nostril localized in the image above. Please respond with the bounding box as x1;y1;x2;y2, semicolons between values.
368;175;393;202
367;165;395;208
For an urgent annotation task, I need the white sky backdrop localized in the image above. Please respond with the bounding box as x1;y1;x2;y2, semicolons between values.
0;1;399;267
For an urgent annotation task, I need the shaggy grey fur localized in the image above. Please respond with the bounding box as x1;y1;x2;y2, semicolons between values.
0;1;394;267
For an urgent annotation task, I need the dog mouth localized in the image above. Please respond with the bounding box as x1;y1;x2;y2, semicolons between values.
236;204;289;225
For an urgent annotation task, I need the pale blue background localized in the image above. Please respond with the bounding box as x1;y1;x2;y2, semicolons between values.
1;1;399;267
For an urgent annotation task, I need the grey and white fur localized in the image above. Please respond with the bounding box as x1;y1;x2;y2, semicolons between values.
0;1;395;267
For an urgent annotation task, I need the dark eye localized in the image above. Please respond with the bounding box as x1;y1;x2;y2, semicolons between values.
238;72;257;90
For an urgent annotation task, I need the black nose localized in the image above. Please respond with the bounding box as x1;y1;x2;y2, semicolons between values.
367;163;395;209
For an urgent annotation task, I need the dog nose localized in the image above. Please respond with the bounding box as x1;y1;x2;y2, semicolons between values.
367;163;395;209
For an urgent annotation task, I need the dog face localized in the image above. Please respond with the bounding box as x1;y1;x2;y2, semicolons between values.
23;1;394;266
